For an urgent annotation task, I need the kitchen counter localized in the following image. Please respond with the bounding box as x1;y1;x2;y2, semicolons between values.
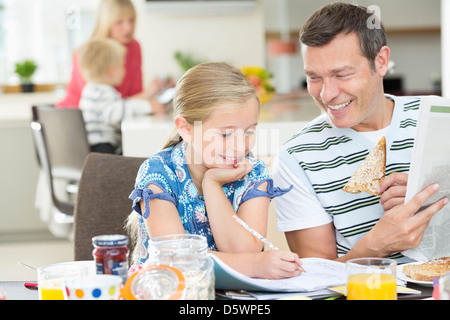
0;91;61;123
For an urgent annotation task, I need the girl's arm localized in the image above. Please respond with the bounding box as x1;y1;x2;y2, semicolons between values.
140;175;304;280
140;184;185;238
202;161;270;253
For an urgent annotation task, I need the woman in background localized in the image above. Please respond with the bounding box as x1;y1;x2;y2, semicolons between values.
57;0;165;108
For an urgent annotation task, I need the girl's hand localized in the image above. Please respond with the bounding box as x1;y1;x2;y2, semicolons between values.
203;159;254;186
253;250;304;280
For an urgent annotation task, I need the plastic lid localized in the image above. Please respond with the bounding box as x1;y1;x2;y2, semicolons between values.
92;234;129;246
121;265;185;300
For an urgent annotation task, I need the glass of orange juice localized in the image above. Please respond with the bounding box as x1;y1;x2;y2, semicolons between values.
346;258;397;300
37;261;94;300
39;280;66;300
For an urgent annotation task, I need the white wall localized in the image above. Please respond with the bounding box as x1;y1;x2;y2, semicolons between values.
132;0;266;82
387;33;441;92
263;0;441;31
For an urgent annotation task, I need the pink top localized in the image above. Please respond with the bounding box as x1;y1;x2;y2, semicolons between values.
56;39;143;109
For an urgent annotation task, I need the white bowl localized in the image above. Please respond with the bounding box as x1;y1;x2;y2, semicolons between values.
65;274;123;300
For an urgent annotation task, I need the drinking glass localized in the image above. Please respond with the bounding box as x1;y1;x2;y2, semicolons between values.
37;261;94;300
346;258;397;300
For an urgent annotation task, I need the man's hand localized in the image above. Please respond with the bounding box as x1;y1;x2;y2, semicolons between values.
377;172;409;211
365;183;448;257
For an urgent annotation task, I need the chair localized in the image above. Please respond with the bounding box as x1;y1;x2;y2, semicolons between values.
32;105;90;184
73;152;146;261
31;105;91;236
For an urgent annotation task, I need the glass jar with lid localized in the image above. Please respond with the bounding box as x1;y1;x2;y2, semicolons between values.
145;234;215;300
121;265;186;300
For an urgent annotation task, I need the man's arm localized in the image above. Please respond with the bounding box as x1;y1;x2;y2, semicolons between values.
285;222;339;260
286;183;448;262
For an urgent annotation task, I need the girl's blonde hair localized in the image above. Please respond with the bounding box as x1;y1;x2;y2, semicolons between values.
78;38;126;82
126;62;258;265
163;62;259;149
90;0;136;40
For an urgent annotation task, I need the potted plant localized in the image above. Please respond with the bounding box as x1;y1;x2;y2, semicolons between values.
174;51;203;73
14;60;38;93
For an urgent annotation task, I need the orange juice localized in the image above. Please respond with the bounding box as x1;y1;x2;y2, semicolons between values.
347;273;397;300
39;280;66;300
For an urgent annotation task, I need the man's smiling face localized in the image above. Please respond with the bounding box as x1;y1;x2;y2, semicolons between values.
302;32;390;132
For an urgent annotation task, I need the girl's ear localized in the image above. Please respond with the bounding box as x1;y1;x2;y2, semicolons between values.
174;116;192;143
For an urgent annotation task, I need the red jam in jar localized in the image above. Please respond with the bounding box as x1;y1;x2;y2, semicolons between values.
92;234;129;283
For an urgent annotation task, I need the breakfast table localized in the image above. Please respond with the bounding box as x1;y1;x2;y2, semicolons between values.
0;279;433;300
1;281;39;300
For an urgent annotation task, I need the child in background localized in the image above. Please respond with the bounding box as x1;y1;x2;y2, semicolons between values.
78;38;166;154
127;62;303;279
57;0;167;108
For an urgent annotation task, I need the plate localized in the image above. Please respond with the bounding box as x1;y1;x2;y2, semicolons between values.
328;285;421;295
398;262;433;287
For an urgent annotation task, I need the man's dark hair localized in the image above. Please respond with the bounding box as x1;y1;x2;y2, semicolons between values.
300;2;386;71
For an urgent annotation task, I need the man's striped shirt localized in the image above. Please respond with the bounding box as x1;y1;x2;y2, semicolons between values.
274;95;420;263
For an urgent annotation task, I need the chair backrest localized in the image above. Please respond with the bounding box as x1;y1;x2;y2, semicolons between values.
31;119;74;218
32;105;90;181
73;152;146;261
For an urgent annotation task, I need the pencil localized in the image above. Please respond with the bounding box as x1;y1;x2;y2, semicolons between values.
231;214;279;250
231;214;305;273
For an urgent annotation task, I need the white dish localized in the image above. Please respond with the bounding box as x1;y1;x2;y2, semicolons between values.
398;262;433;287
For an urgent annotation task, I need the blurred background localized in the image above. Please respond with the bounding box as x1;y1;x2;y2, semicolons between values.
0;0;445;94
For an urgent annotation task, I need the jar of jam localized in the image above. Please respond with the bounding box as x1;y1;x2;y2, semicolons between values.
92;234;129;283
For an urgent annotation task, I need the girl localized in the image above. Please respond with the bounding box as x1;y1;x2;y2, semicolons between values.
57;0;166;109
128;62;302;279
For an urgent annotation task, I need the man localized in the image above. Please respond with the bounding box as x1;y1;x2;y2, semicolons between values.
273;2;448;263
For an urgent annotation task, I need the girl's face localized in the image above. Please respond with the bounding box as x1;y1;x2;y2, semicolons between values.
189;98;259;168
110;12;135;44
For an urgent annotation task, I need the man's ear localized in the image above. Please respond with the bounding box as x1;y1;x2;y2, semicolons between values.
174;116;192;143
375;45;391;77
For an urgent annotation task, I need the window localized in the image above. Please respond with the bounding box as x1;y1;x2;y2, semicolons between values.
0;0;97;86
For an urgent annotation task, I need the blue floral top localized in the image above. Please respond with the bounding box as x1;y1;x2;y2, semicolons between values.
129;142;291;265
